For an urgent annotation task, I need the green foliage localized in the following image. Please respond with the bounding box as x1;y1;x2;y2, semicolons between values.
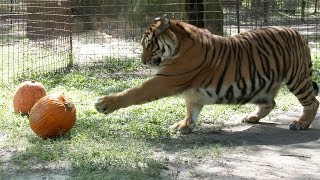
127;0;186;27
71;0;226;29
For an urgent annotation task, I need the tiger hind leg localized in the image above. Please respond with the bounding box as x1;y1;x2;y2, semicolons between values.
288;81;319;130
242;100;276;123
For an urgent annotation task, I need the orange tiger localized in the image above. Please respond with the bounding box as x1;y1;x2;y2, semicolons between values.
95;15;319;133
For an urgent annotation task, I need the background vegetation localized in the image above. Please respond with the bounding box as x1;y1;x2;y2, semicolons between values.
71;0;223;32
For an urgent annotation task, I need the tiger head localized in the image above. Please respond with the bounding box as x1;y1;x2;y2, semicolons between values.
141;15;179;67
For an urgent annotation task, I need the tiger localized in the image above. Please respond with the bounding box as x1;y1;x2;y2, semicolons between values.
95;15;319;133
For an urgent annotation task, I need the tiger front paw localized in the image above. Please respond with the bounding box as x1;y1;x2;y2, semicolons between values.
95;95;122;115
241;115;260;123
170;118;196;134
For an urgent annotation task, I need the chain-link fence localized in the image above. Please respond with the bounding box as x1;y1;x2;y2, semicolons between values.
1;0;319;83
0;0;71;84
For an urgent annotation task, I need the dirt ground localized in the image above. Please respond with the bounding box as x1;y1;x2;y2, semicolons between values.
159;110;320;179
1;110;320;179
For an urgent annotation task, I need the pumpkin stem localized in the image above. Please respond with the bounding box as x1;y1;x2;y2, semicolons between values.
64;101;74;110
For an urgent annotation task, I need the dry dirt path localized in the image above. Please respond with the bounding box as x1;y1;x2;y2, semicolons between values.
159;111;320;179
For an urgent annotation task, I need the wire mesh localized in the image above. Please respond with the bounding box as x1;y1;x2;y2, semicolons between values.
0;0;71;84
70;0;223;69
0;0;319;83
71;0;320;68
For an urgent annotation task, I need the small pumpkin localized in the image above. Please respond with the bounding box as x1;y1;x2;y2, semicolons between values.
29;93;76;139
13;80;47;114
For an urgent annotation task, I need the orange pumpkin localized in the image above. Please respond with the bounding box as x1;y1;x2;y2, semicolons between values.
13;80;47;114
29;93;76;139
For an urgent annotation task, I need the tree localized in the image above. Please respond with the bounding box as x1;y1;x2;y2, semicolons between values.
301;0;306;22
251;0;275;25
206;0;224;35
185;0;205;28
185;0;223;35
313;0;318;14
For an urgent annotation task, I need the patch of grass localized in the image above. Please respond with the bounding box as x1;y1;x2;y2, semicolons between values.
0;42;70;83
0;66;174;178
1;53;319;178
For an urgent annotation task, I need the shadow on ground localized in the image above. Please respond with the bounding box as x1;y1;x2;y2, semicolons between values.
152;111;320;179
153;112;320;150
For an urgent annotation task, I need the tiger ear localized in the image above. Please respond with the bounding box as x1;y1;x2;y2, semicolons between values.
155;14;170;35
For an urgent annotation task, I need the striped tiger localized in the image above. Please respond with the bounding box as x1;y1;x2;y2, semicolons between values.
95;15;319;133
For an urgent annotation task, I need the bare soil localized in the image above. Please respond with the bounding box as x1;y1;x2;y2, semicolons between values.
159;110;320;179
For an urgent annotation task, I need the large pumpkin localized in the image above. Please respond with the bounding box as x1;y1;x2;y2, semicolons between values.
13;80;47;114
29;93;77;138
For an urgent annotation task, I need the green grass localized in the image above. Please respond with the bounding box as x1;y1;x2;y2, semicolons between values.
0;42;71;83
0;69;170;179
0;54;319;179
